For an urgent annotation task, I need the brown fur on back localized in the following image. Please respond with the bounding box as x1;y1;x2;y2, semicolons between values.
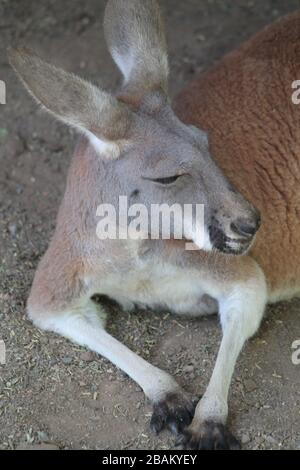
175;11;300;299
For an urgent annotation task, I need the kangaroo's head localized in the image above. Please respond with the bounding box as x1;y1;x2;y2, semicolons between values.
9;0;260;255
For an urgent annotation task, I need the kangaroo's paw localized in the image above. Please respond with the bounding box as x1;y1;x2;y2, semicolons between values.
150;391;198;436
177;421;241;450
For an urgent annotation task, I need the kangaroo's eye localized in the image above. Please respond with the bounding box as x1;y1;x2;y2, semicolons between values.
145;175;181;185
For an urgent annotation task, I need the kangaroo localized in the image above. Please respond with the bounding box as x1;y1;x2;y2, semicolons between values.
10;0;297;450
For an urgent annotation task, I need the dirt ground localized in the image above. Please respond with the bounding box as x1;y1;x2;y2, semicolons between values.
1;0;300;451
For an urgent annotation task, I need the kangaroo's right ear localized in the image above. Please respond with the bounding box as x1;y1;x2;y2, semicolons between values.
104;0;169;104
8;47;134;159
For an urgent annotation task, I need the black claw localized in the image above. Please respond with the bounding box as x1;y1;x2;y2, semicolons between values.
150;413;165;435
150;392;198;436
175;433;186;448
150;402;168;434
180;421;241;450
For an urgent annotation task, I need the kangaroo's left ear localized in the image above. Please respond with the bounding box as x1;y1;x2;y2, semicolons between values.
8;46;134;159
104;0;169;105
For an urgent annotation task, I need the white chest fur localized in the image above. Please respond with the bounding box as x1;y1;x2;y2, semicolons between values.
89;259;218;317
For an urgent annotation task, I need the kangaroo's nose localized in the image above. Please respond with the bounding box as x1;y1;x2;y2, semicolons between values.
230;214;261;238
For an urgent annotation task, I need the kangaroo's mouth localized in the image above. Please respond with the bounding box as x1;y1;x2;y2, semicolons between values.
209;225;255;256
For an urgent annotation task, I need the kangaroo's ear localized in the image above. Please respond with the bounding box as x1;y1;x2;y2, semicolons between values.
8;47;133;158
104;0;169;105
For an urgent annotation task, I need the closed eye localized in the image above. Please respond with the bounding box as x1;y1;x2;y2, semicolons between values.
143;175;181;185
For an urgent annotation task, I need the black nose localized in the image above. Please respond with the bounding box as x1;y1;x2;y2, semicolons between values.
230;215;261;238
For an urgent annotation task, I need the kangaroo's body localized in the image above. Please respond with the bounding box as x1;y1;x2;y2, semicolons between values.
9;1;300;450
176;11;300;303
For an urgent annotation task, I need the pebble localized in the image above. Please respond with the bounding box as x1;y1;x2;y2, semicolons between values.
37;431;49;442
39;336;49;345
264;435;278;445
80;351;95;362
61;356;73;365
8;223;18;238
16;185;24;195
0;128;8;139
183;364;194;373
81;16;90;26
243;378;257;392
241;433;251;444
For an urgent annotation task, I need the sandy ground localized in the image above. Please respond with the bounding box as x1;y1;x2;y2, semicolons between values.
0;0;300;450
